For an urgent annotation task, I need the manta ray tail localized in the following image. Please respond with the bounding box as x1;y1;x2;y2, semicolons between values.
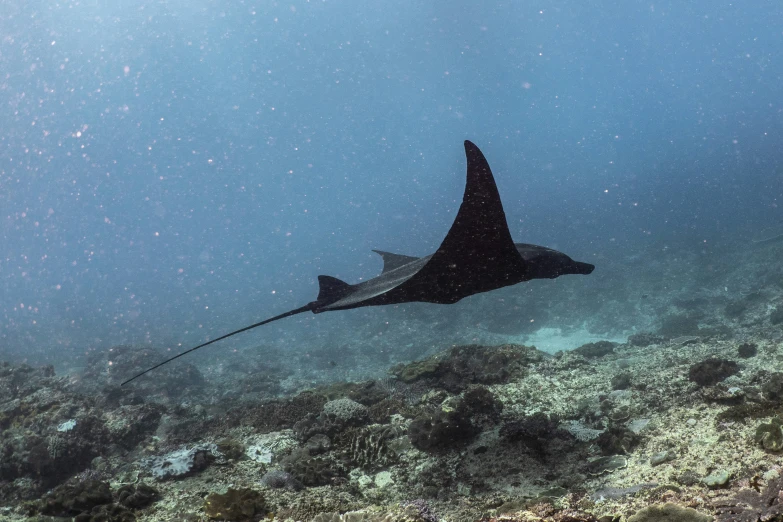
120;303;313;386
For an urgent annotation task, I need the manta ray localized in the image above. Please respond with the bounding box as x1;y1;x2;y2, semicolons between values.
122;140;594;385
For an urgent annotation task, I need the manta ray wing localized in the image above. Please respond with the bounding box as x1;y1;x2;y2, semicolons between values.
372;250;421;274
316;140;527;311
375;140;528;304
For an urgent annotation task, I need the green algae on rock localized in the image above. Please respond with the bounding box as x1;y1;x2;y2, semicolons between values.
702;469;730;488
391;354;445;383
573;340;617;358
585;455;628;475
203;487;266;521
755;416;783;451
650;450;677;466
37;480;113;517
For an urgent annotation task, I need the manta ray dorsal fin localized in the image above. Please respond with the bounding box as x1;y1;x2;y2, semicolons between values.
372;250;420;274
397;140;527;303
317;275;351;302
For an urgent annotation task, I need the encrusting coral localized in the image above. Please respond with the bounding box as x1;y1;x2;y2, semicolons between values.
714;476;783;522
754;417;783;452
627;504;712;522
203;487;266;521
688;358;740;386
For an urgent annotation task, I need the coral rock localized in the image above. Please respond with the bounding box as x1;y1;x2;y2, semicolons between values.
755;417;783;452
628;504;712;522
688;358;740;387
203;487;266;521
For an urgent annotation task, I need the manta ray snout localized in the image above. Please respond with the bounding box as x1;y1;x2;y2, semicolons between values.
574;261;595;275
542;259;595;279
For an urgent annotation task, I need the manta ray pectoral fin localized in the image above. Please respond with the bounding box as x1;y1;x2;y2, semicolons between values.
391;140;528;303
372;250;421;274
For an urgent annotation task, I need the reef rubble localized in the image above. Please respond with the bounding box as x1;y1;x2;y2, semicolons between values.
2;327;783;522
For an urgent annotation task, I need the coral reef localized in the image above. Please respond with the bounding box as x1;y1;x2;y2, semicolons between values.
293;400;374;445
628;504;712;522
500;412;572;457
310;502;441;522
688;358;740;386
0;364;121;493
141;443;220;480
227;391;328;432
323;398;370;424
737;343;758;359
79;344;205;401
573;341;617;358
611;372;634;390
761;373;783;402
340;424;403;470
5;322;783;522
754;417;783;452
405;388;497;454
215;437;245;461
116;484;159;509
260;470;304;490
282;447;345;486
391;356;445;384
29;479;159;521
595;425;642;455
36;480;113;517
203;487;266;521
714;476;783;522
408;408;480;451
391;344;545;393
628;332;665;347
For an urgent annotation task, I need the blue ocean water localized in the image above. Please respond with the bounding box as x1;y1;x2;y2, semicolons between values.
1;1;782;375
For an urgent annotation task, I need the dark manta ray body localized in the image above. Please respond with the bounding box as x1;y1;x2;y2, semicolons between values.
122;141;594;385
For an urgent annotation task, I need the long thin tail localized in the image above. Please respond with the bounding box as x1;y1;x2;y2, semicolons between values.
121;303;314;386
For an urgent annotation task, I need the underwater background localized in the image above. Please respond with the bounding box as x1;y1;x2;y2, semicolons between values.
2;1;783;522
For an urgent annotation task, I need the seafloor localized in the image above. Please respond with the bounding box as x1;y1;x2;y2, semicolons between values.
2;238;783;522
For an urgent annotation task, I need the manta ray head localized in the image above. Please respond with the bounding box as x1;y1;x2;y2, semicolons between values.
514;243;595;280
